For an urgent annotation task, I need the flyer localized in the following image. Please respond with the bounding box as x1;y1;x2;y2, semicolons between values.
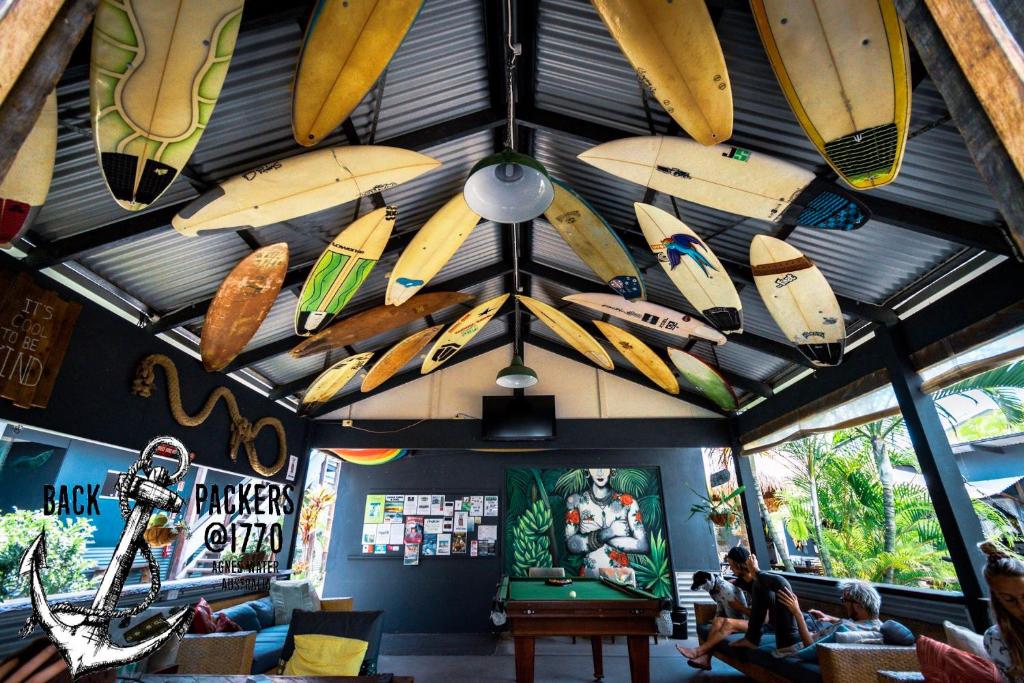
389;522;405;545
422;534;438;556
387;545;401;552
364;495;385;523
404;543;420;566
374;525;391;545
430;494;445;515
478;540;495;557
454;511;468;532
404;495;417;515
470;540;478;557
437;533;452;556
384;495;404;515
442;520;453;533
361;524;377;545
362;543;373;554
452;532;467;554
374;544;387;554
424;518;443;534
461;498;472;512
404;516;424;543
416;494;431;514
470;495;483;515
443;502;455;517
477;524;498;542
484;495;499;516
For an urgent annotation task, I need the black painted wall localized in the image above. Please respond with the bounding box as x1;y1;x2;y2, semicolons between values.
322;448;718;633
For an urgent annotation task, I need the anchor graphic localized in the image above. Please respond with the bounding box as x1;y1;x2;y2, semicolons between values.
19;436;194;678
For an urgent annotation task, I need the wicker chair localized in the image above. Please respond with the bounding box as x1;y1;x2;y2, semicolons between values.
175;631;256;674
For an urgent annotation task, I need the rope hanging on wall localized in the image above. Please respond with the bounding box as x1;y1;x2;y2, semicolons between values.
131;354;287;477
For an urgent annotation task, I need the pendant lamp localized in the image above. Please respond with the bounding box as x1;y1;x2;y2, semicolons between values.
496;353;538;388
465;149;554;223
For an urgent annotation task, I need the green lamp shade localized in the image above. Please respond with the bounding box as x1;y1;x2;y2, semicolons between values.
464;149;555;223
496;354;538;388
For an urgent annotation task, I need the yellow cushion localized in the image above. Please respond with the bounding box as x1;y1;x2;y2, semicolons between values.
282;634;368;676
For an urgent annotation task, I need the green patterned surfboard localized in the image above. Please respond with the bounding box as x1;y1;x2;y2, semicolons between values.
295;206;397;336
90;0;243;211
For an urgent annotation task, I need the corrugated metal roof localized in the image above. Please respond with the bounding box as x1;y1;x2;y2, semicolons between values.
14;0;1009;409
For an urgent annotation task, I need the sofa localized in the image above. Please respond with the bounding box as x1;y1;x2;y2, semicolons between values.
694;603;920;683
177;594;354;674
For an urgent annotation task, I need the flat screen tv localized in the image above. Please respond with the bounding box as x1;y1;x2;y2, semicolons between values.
481;395;556;441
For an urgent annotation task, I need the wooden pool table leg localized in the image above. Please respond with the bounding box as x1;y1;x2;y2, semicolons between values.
591;635;604;680
627;635;650;683
514;635;535;683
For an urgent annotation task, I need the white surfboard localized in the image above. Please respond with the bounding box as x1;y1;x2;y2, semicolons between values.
634;202;741;333
563;293;726;345
749;235;845;366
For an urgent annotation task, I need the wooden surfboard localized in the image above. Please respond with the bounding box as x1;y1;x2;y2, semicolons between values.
749;235;845;366
751;0;910;189
201;243;289;372
578;136;870;230
360;324;443;392
292;0;423;146
295;205;397;336
300;351;374;413
543;179;645;300
290;291;473;357
667;346;738;411
591;0;732;146
421;293;509;374
593;320;678;394
517;295;614;370
563;292;726;345
172;145;440;236
386;193;479;306
634;202;741;333
0;0;63;107
90;0;244;211
1;90;56;247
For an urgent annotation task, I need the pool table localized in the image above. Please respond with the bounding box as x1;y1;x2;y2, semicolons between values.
494;576;668;683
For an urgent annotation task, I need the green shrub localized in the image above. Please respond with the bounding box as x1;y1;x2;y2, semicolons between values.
0;509;96;601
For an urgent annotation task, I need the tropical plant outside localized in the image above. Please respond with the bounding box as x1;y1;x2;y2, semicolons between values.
0;508;97;601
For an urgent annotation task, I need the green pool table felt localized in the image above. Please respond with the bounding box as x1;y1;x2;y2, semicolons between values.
506;578;654;601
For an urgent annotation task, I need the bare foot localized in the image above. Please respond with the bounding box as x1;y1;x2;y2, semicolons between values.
687;654;712;671
676;644;699;659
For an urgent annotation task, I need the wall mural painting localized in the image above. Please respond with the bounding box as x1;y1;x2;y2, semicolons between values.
504;467;672;598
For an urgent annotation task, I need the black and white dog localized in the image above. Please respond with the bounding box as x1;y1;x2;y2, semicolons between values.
690;570;748;619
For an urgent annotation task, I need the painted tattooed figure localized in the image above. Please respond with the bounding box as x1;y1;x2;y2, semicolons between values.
565;468;649;575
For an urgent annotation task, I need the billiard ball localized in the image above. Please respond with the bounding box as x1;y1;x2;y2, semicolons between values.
568;590;577;599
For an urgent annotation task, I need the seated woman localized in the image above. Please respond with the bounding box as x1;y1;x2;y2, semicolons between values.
677;546;758;671
981;541;1024;682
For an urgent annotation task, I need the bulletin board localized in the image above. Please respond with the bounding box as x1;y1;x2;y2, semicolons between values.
353;491;501;564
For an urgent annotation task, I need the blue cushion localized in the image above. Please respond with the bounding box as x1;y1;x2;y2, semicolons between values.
793;625;849;662
881;619;915;646
220;602;260;632
251;597;276;629
252;624;290;674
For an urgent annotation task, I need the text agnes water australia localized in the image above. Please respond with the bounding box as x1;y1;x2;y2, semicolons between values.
195;482;296;574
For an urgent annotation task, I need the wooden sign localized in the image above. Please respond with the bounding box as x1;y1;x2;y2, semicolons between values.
0;271;80;408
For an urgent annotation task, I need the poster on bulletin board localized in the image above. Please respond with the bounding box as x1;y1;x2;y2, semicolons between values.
356;491;500;562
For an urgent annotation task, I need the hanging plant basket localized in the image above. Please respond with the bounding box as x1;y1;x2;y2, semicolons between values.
709;511;736;527
763;488;783;513
144;524;184;548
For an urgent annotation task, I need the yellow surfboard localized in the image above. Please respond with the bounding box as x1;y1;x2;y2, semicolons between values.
361;324;443;392
751;0;910;189
634;202;741;333
292;0;423;146
592;320;679;395
749;235;845;367
386;193;480;306
1;90;56;247
172;145;440;236
296;206;397;336
591;0;732;145
90;0;244;210
543;180;644;300
300;351;375;413
517;295;613;370
0;0;63;108
421;293;509;374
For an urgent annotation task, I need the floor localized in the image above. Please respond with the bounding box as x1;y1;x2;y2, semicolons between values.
377;634;751;683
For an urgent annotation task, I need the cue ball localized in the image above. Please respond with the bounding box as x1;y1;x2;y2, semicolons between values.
569;590;577;598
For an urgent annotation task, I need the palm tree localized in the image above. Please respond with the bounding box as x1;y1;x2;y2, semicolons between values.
776;435;834;576
748;455;794;571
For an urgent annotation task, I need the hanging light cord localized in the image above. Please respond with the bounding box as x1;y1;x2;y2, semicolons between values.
504;0;520;151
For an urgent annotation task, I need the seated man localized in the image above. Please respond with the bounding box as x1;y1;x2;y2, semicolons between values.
729;548;803;654
776;579;884;654
677;547;757;671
